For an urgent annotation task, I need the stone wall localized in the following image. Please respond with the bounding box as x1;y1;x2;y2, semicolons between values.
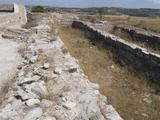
0;4;27;27
115;26;160;49
72;21;160;84
0;4;14;12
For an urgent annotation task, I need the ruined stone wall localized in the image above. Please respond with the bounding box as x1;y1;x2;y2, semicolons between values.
116;26;160;49
0;4;27;27
0;4;14;12
72;21;160;84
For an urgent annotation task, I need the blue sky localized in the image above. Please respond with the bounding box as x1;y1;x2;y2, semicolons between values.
0;0;160;8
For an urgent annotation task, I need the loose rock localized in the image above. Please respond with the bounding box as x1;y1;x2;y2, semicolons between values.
31;81;48;97
24;108;43;120
29;56;38;64
43;63;50;69
26;99;41;107
40;99;53;108
54;67;62;75
62;102;76;110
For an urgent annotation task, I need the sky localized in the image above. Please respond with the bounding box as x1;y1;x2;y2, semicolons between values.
0;0;160;8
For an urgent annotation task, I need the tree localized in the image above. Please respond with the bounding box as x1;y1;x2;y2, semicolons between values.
98;8;104;20
31;6;45;13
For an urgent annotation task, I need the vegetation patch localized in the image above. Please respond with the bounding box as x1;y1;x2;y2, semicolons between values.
31;6;46;13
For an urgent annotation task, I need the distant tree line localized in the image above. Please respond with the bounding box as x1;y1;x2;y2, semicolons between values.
48;7;160;17
81;7;160;17
31;6;46;12
31;6;160;17
118;8;160;17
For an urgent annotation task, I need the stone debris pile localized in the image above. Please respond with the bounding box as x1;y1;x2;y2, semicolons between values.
0;18;123;120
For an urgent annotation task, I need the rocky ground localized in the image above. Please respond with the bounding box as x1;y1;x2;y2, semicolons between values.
0;17;122;120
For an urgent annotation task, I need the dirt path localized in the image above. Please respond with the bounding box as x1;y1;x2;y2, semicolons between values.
0;32;21;104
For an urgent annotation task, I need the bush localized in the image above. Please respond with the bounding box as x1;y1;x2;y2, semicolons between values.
85;16;96;23
31;6;45;13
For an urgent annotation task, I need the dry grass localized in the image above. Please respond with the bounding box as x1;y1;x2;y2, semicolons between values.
80;15;160;33
53;25;160;120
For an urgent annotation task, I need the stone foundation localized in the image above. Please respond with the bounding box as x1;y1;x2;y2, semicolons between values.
72;21;160;84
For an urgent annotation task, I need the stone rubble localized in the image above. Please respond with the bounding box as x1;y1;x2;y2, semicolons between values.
25;98;41;107
43;63;50;69
23;107;43;120
0;18;123;120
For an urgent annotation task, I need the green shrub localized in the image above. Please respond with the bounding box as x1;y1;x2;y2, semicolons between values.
31;6;45;13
